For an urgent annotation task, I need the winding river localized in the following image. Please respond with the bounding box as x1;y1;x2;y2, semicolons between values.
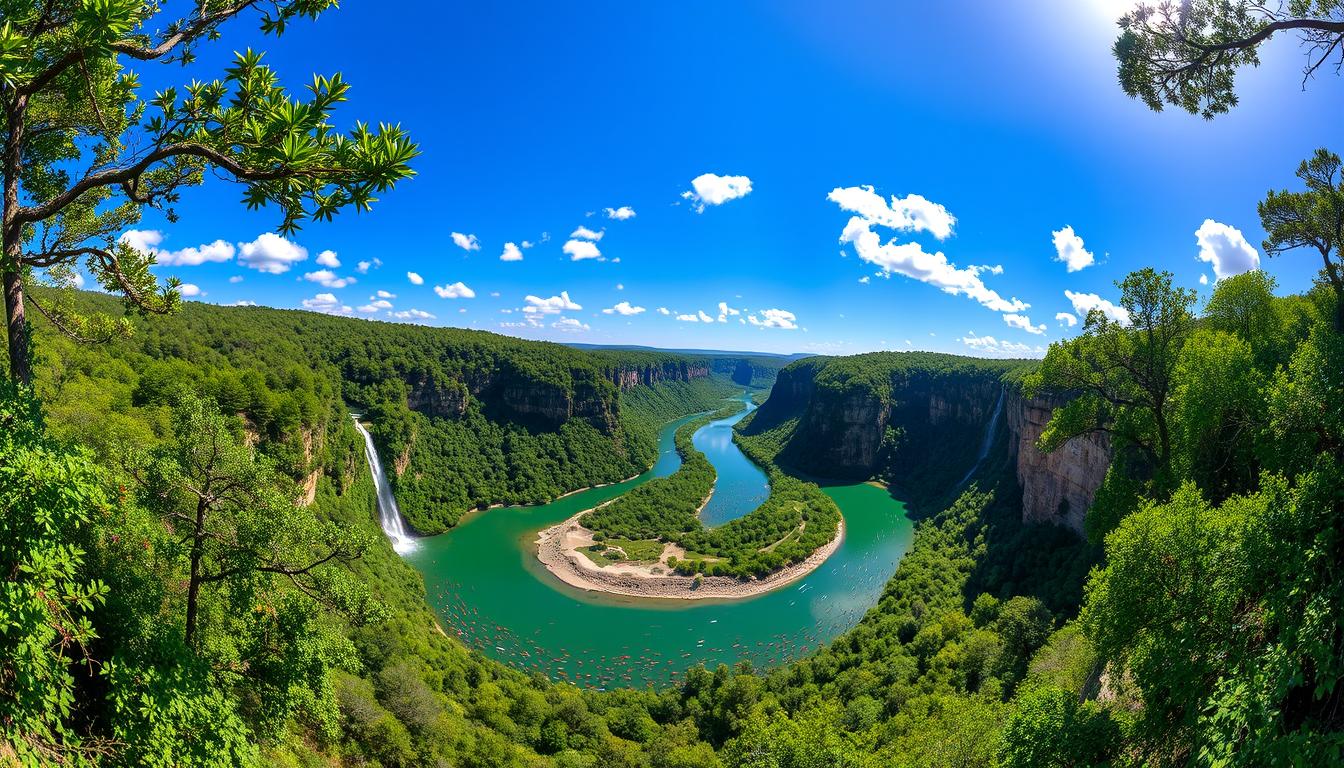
400;393;915;688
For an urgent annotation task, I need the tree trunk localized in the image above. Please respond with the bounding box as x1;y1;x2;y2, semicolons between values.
184;496;208;647
3;270;26;384
2;89;27;385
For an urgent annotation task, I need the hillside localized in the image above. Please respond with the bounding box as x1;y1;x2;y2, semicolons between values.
32;291;768;533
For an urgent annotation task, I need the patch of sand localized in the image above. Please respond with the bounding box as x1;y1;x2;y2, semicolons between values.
535;504;845;601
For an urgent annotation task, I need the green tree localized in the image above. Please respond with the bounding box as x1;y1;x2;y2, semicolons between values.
0;381;109;764
1202;270;1284;363
1082;484;1249;760
1114;1;1344;119
0;0;417;384
1026;268;1198;497
130;393;369;647
1258;148;1344;331
999;685;1120;768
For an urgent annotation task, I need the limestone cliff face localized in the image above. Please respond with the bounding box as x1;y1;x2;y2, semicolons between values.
605;361;712;391
1006;395;1110;535
751;355;1111;535
754;363;1000;483
405;374;469;419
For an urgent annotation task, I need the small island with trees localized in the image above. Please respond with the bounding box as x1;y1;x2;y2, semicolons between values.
535;401;845;599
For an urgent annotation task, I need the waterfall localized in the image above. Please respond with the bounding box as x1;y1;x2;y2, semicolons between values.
351;415;417;554
955;387;1006;490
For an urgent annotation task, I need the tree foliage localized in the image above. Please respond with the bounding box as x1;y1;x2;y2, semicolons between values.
1259;147;1344;331
1114;1;1344;119
0;0;418;383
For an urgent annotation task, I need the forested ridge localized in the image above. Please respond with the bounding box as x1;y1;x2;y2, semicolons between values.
29;290;760;534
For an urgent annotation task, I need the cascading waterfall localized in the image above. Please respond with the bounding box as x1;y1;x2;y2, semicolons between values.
955;386;1006;489
351;415;417;554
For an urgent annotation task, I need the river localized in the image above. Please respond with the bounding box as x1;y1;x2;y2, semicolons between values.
401;394;915;688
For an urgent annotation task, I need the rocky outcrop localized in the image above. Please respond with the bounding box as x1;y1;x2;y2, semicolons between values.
1006;395;1110;535
405;374;468;419
750;353;1112;536
754;361;1000;482
605;361;712;391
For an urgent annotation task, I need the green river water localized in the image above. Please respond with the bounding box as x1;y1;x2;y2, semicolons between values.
403;394;914;688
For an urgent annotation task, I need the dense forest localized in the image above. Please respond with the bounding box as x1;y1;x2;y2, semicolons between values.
582;400;842;578
29;291;767;534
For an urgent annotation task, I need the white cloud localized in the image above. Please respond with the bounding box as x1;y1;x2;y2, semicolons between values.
358;299;394;313
960;333;1044;359
118;229;236;267
376;290;396;299
521;240;535;249
858;275;870;284
716;302;741;322
316;249;341;268
603;301;645;315
451;232;481;252
829;186;1029;320
393;308;436;321
228;275;244;284
119;229;162;254
552;317;590;332
434;281;476;299
301;292;352;315
683;173;753;213
657;307;670;315
563;239;602;261
747;308;799;329
1051;226;1096;272
676;313;701;322
500;242;524;262
407;271;424;285
604;206;637;220
357;258;381;274
231;300;257;307
827;185;955;240
238;233;307;274
570;225;605;241
615;283;624;291
1194;219;1259;280
1199;274;1210;286
1003;313;1046;335
523;291;581;314
303;269;356;289
179;283;203;297
1065;290;1131;325
1055;312;1078;327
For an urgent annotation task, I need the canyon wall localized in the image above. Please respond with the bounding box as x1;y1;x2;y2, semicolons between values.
750;354;1110;536
1006;395;1110;535
399;356;773;434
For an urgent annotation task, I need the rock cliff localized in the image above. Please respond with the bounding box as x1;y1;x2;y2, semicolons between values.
1006;395;1110;535
747;353;1110;535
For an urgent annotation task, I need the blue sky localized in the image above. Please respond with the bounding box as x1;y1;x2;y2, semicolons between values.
116;0;1342;356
